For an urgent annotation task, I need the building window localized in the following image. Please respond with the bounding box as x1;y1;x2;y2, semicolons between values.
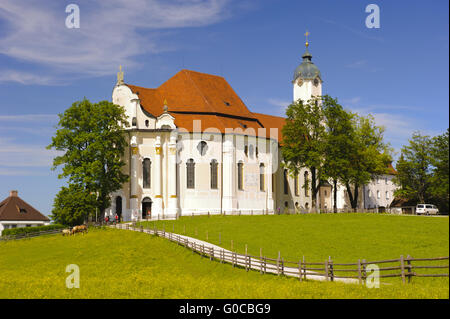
385;177;388;184
186;159;195;189
283;169;289;195
368;190;371;198
143;158;151;188
294;173;299;196
210;159;218;189
377;190;381;199
304;171;309;197
377;178;380;184
386;191;389;200
244;145;248;157
238;162;244;190
259;163;265;191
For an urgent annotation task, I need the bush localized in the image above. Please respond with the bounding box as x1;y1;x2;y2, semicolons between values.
2;224;66;237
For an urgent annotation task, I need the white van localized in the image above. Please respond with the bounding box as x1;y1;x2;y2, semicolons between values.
416;204;439;215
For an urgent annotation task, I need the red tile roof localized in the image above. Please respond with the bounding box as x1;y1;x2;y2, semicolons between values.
126;69;286;141
0;192;50;222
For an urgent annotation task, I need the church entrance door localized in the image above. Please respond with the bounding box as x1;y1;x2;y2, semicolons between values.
142;197;152;220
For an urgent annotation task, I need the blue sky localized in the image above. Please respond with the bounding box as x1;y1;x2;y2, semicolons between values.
0;0;448;216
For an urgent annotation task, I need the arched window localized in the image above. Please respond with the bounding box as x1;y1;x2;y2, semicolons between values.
283;169;289;195
186;159;195;189
143;158;151;188
210;159;218;189
259;163;265;191
237;161;244;190
304;171;309;197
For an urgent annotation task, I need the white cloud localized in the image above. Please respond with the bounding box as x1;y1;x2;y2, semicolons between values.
0;114;58;122
0;0;232;84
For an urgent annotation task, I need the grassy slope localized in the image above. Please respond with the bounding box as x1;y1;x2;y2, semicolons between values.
139;214;449;263
0;228;447;299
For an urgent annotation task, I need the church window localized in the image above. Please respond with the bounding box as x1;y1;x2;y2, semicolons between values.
294;173;299;196
304;171;309;197
197;141;208;156
238;162;244;190
143;158;151;188
259;163;265;191
145;120;149;127
283;169;289;195
210;160;218;189
244;145;248;157
186;159;195;189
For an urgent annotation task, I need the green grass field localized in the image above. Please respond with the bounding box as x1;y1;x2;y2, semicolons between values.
139;214;449;263
138;213;449;289
0;221;448;298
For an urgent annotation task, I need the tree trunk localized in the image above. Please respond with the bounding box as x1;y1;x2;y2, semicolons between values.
333;179;338;213
345;183;359;211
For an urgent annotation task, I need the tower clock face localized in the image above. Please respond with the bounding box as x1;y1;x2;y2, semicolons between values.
297;78;303;86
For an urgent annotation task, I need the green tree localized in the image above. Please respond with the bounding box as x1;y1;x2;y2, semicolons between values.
50;185;97;226
322;96;355;212
393;132;433;204
340;114;392;210
430;129;449;212
282;96;326;210
48;99;129;222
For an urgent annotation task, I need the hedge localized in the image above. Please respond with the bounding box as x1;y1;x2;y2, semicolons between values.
2;224;66;237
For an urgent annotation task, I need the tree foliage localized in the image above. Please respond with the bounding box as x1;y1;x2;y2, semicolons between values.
48;99;129;222
282;95;391;210
340;114;392;209
282;96;326;208
394;129;449;212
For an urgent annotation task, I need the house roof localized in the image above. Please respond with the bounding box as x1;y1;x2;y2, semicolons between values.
126;69;286;142
387;162;397;175
0;191;50;222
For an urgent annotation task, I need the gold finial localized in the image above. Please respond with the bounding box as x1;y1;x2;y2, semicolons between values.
164;99;168;105
304;30;310;47
117;65;124;85
163;99;168;113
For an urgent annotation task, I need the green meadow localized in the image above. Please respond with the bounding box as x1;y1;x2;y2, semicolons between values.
0;217;448;298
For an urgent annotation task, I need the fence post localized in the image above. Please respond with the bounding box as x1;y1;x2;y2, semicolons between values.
357;259;362;284
264;256;267;274
362;259;367;283
303;256;307;280
281;258;284;276
325;259;329;281
406;255;412;283
260;248;263;274
277;251;281;276
329;256;334;282
400;255;406;284
298;259;302;281
245;244;248;271
210;246;213;261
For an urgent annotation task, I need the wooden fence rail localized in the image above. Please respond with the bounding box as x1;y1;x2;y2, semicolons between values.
0;229;63;241
116;223;449;285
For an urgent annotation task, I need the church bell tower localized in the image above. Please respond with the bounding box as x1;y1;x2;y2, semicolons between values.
293;31;322;103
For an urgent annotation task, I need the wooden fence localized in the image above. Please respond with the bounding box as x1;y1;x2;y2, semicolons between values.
113;222;449;285
0;229;63;241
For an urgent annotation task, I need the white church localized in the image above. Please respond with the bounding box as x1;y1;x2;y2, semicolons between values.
107;39;397;221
